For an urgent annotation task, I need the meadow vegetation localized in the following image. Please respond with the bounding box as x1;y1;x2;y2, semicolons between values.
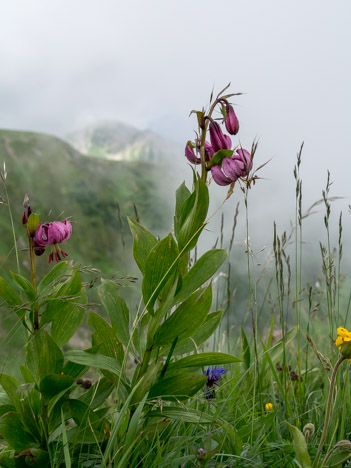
0;86;350;467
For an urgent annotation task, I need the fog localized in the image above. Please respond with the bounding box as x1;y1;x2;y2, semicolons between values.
1;0;350;266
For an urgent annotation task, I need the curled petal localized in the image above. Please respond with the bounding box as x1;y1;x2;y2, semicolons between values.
211;165;232;186
185;142;201;164
236;149;253;175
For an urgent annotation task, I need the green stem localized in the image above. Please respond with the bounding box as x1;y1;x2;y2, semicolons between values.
313;356;346;468
29;236;39;331
3;182;20;275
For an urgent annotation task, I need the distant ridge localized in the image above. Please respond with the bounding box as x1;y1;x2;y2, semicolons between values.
67;120;182;162
0;128;175;276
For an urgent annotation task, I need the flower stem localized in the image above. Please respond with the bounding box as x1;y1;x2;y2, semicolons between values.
313;356;346;468
29;236;39;331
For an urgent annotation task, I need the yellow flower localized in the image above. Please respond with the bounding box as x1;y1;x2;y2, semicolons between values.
336;326;351;359
336;327;351;348
265;402;273;411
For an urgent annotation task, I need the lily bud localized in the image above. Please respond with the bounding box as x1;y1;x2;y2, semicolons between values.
225;104;239;135
185;141;200;164
22;205;32;225
209;121;231;152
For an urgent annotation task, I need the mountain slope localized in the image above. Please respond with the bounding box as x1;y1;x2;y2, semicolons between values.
0;129;177;278
67;120;182;162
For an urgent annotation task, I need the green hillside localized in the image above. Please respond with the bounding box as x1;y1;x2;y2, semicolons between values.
0;129;175;280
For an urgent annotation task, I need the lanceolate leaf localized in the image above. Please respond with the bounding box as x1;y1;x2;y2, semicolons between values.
159;310;224;357
127;217;158;274
0;277;23;317
38;261;73;296
147;407;214;423
10;272;36;303
155;285;212;346
0;412;37;451
65;350;128;387
178;176;209;253
88;310;124;363
98;279;130;347
174;249;227;304
149;372;206;400
26;331;64;381
39;374;74;403
169;352;241;370
142;233;179;313
50;288;87;346
174;182;191;239
287;422;312;468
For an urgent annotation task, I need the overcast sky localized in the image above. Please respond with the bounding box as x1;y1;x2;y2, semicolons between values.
1;0;351;249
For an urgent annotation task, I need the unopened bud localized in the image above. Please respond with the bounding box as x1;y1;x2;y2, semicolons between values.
22;206;32;225
225;104;239;135
303;423;315;438
197;448;207;461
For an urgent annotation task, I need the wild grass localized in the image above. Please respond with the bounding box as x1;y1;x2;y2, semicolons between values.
0;141;351;468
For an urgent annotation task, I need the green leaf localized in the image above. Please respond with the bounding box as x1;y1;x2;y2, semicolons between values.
155;285;212;346
206;149;234;169
161;310;224;356
98;279;130;347
326;449;351;467
0;374;20;403
147;407;214;423
130;364;162;406
0;404;15;417
38;261;73;296
65;350;128;387
241;326;251;370
19;366;35;383
10;272;36;303
127;217;158;274
79;378;114;410
169;352;241;370
174;182;191;239
55;267;82;298
174;249;227;304
0;276;23;317
62;361;88;380
0;412;37;450
149;372;206;400
88;310;124;363
14;384;41;440
26;331;64;381
39;374;74;403
68;399;106;442
123;394;148;457
142;233;179;313
178;176;209;253
286;422;312;468
50;288;86;346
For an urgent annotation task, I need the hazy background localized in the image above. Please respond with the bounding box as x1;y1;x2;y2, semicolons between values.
0;0;350;266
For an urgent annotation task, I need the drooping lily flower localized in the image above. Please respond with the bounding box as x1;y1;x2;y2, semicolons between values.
211;148;253;186
185;140;215;164
33;219;72;262
209;121;232;152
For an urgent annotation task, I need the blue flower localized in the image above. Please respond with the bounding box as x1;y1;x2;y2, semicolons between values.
204;366;228;399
